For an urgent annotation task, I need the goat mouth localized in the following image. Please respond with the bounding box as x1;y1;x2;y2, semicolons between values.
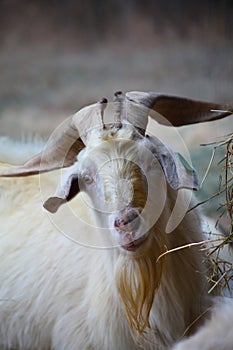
121;233;148;252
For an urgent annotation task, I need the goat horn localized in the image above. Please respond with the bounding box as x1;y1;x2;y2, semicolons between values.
126;91;233;127
98;97;108;129
0;100;108;177
0;117;84;177
113;91;125;128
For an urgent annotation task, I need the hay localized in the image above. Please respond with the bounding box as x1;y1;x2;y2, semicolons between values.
205;132;233;294
191;127;233;294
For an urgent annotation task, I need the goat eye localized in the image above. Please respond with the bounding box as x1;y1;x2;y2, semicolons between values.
83;174;93;185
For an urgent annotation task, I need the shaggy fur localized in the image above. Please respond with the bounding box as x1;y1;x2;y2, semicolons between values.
172;298;233;350
0;131;211;350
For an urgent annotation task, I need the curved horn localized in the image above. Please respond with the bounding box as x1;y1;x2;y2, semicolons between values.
126;91;233;127
0;117;84;177
0;101;105;177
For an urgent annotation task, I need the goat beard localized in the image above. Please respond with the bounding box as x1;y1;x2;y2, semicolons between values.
114;244;163;338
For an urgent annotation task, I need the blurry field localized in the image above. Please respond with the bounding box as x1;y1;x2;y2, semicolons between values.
1;39;233;137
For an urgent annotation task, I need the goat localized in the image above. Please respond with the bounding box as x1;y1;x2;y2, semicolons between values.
0;91;232;350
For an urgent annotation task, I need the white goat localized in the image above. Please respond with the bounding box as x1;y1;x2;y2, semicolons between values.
0;91;232;350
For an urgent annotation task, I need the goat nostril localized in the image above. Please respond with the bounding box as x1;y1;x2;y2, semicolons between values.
114;218;125;229
114;218;120;228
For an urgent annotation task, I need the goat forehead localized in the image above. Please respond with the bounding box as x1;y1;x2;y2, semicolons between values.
99;158;143;179
79;137;145;169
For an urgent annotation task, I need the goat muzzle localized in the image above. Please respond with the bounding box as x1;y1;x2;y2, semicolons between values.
114;208;148;251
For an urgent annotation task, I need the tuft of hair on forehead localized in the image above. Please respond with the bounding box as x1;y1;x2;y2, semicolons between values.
85;123;143;148
80;137;145;170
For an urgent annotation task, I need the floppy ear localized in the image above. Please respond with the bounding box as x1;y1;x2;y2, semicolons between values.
147;136;198;190
43;173;80;213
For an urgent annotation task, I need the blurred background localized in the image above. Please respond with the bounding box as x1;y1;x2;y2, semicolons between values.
0;0;233;220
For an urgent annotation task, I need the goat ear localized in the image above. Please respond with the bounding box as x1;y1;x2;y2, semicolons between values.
43;175;80;213
148;136;198;190
126;91;233;126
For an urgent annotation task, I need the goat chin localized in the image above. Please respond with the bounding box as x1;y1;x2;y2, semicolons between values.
115;236;163;339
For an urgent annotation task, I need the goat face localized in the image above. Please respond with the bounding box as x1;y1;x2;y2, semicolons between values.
74;125;167;253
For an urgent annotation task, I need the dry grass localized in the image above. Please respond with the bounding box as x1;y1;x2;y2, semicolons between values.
206;133;233;295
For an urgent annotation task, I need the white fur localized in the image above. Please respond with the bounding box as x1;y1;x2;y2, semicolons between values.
0;132;221;350
172;297;233;350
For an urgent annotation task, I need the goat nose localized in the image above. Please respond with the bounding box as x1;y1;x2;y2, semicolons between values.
114;209;140;232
